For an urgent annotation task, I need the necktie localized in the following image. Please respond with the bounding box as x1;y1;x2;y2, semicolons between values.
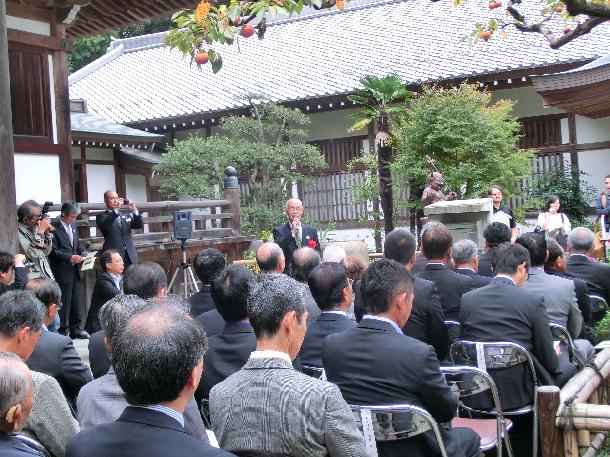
67;225;73;247
295;228;302;248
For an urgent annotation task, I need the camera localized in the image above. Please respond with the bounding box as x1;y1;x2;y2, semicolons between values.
22;262;34;269
41;201;53;219
123;198;130;205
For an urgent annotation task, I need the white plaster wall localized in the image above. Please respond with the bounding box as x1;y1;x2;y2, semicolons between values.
86;164;115;236
6;16;50;35
125;174;149;233
575;115;610;144
85;148;114;161
490;86;565;118
14;154;61;205
577;149;610;202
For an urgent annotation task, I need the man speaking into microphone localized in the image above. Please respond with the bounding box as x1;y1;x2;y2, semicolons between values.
96;191;143;268
273;198;321;274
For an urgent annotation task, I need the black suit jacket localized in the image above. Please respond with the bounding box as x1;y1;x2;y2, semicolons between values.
299;312;355;368
354;276;449;360
88;330;111;379
545;268;592;324
0;266;27;295
411;253;428;276
66;407;234;457
455;268;492;289
86;272;121;333
49;217;83;285
188;285;215;317
196;309;226;338
95;210;143;264
459;277;574;410
477;251;494;277
0;434;41;457
417;264;473;322
198;323;256;401
565;254;610;303
27;328;93;407
323;318;464;457
272;222;321;274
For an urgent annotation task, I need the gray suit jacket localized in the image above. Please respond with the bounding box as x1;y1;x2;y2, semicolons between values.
209;356;366;457
22;371;79;457
523;267;582;337
300;284;321;325
76;367;209;443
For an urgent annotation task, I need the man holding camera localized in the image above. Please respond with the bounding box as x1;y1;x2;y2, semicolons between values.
17;200;54;280
96;191;143;268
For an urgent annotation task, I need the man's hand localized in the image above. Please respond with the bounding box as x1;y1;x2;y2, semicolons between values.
291;216;301;236
127;200;137;212
70;255;84;264
37;217;52;235
13;254;26;266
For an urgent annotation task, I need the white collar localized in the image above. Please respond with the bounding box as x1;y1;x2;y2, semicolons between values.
321;310;348;316
495;274;517;285
250;350;292;364
362;314;403;334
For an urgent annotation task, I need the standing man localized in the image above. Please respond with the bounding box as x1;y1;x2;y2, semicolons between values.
595;174;610;233
273;198;320;274
17;200;54;280
488;186;518;242
50;202;87;338
96;191;143;268
86;250;124;334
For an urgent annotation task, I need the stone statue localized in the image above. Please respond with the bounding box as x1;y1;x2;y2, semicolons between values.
421;171;457;206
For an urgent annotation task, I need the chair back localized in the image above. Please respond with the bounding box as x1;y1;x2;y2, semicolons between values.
301;365;326;380
445;320;461;342
441;365;504;413
450;340;538;386
589;295;608;318
549;322;577;366
349;403;448;457
15;433;51;457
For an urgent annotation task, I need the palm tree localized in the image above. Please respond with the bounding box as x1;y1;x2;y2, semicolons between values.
347;74;410;237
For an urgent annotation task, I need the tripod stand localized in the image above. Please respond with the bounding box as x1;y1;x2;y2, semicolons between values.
168;238;199;299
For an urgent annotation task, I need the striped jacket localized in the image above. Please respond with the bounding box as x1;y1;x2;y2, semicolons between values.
210;356;366;457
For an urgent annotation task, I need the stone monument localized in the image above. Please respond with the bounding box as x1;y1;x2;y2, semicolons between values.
423;198;493;251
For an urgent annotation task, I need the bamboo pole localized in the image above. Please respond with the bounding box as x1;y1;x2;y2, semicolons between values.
581;432;607;457
559;350;610;410
577;429;590;451
564;430;579;457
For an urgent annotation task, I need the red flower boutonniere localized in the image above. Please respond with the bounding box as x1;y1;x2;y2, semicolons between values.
308;239;317;249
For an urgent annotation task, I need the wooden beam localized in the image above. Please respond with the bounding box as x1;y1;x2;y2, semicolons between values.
6;1;53;22
0;0;18;253
7;28;68;51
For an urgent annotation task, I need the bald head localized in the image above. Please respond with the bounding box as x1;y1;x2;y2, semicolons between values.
256;242;285;273
291;247;321;282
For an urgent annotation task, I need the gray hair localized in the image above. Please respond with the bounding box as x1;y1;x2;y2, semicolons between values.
99;295;148;346
568;227;595;253
113;304;207;406
322;245;346;263
248;274;305;338
420;220;443;241
0;352;31;427
0;292;45;337
291;247;321;282
61;201;80;216
16;200;40;221
256;242;285;272
452;239;478;265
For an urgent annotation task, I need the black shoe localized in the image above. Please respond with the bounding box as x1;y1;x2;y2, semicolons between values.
70;330;90;339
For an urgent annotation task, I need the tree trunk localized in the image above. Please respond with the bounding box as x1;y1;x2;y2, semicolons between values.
378;144;394;235
367;123;382;252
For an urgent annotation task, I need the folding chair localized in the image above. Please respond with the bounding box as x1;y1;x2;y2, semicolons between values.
549;322;578;366
450;341;539;457
301;365;326;380
444;320;461;343
15;433;51;457
349;403;448;457
441;365;513;457
589;295;608;323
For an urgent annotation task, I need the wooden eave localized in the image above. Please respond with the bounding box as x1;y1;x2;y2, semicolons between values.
7;0;196;39
537;79;610;118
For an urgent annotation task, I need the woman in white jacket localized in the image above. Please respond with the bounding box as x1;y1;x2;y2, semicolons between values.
537;195;571;234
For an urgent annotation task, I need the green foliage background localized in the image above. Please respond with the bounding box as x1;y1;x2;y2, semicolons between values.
391;84;535;208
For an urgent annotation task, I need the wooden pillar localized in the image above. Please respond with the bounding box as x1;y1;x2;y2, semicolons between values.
51;20;75;201
222;166;241;235
538;386;564;457
568;113;578;167
0;0;18;253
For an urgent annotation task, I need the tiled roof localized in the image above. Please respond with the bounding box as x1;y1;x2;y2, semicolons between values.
531;53;610;93
71;111;164;141
69;0;610;125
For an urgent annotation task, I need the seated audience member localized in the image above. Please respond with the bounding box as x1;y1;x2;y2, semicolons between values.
451;239;491;288
67;305;227;457
478;222;512;277
323;259;479;457
565;227;610;305
123;261;167;299
516;234;593;364
77;295;209;441
0;291;79;457
0;252;28;295
210;274;366;457
25;278;93;409
460;243;577;409
190;248;225;317
322;245;346;263
0;352;38;457
299;263;355;369
417;223;472;322
197;266;257;402
86;249;124;333
545;239;592;326
341;256;367;282
355;228;449;359
256;242;285;274
291;247;322;324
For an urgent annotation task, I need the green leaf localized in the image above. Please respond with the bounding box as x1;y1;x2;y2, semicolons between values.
211;54;223;73
347;118;372;132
